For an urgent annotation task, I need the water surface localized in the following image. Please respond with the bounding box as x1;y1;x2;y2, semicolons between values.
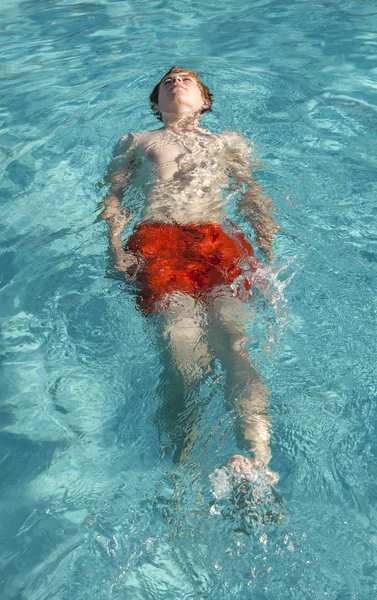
1;0;377;598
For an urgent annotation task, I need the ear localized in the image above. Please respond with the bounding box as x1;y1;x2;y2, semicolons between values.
202;99;210;109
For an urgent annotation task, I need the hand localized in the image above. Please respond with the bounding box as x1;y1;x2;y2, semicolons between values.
112;246;140;279
262;246;276;262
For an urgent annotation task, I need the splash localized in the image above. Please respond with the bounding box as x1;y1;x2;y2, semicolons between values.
209;464;285;533
237;254;299;348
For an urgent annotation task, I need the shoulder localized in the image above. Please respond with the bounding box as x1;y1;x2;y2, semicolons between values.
117;129;162;153
115;132;139;154
220;131;251;155
220;131;259;167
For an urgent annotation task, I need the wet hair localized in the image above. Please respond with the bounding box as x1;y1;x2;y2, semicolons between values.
149;66;213;121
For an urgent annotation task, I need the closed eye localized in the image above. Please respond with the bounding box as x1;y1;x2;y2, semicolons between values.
162;76;192;85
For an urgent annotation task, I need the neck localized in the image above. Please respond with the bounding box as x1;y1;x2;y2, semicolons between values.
162;110;202;132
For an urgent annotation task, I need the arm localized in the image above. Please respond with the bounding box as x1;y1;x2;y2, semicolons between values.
99;133;138;273
226;134;279;261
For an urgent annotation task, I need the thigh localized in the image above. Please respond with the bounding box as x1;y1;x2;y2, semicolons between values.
161;292;206;346
206;286;255;353
159;292;211;381
206;287;261;398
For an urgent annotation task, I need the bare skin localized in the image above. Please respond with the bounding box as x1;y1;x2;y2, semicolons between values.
99;70;279;482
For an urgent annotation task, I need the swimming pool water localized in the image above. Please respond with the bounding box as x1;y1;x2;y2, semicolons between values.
1;0;377;598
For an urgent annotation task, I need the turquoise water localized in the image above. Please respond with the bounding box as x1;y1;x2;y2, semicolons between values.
1;0;377;597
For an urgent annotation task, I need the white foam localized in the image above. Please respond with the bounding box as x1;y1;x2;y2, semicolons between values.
209;467;233;500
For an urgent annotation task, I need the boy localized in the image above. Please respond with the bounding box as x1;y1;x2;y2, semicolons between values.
100;67;279;484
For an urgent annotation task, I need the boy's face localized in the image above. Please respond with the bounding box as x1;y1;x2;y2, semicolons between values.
157;71;209;116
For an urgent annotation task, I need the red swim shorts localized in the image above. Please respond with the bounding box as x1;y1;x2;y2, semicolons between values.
125;222;257;312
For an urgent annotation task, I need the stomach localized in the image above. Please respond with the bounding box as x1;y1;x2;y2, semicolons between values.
140;187;228;225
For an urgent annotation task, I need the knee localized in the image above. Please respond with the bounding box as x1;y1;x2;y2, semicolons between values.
165;318;202;346
231;335;247;354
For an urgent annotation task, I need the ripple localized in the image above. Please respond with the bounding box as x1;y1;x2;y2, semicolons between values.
1;0;377;598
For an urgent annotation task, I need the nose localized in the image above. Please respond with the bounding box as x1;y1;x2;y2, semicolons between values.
171;75;182;84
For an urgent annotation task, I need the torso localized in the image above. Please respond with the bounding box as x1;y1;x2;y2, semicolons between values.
127;127;243;225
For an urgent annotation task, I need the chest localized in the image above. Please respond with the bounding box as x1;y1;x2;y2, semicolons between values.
142;131;225;169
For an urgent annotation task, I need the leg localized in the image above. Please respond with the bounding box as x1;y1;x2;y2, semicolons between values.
161;293;212;385
155;293;213;463
207;287;277;481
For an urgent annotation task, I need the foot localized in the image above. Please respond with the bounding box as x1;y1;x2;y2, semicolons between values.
225;454;279;486
209;455;283;529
